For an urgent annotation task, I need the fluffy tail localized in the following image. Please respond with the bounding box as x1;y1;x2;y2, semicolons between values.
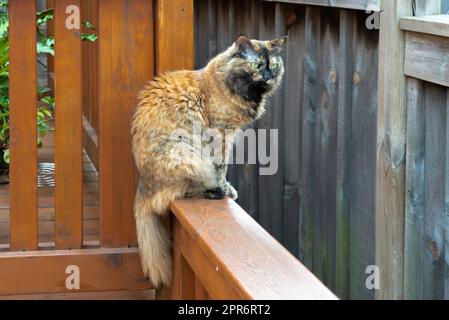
134;187;173;288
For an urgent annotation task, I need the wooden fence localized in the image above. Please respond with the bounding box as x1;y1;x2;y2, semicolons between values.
401;15;449;300
195;0;448;300
0;0;334;300
1;0;179;296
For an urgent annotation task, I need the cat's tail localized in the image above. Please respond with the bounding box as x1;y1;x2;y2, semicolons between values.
134;186;173;288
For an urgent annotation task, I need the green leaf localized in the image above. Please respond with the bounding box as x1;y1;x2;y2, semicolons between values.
37;37;55;56
81;33;98;42
82;20;97;30
37;9;54;26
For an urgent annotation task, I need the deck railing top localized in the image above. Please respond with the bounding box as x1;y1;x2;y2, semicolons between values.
170;199;337;300
261;0;380;11
400;14;449;38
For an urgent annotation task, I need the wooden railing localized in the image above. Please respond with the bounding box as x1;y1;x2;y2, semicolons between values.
157;199;337;300
1;0;338;299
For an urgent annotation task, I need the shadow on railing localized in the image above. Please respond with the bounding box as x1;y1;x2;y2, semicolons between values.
157;198;337;300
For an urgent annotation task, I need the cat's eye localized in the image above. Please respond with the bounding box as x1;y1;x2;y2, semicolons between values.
271;63;279;70
250;62;259;69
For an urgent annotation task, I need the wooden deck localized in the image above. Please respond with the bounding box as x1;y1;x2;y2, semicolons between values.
0;131;100;248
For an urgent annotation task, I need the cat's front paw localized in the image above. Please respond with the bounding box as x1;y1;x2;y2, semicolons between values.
204;187;226;200
225;182;238;200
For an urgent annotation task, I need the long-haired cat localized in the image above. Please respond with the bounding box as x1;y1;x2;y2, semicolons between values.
131;35;286;287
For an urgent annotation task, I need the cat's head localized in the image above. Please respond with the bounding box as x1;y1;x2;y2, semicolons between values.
223;35;286;103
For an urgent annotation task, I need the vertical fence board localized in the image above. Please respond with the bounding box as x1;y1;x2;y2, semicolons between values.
81;0;99;132
98;0;154;247
9;0;38;251
423;83;447;299
404;78;426;299
227;0;260;220
54;0;83;249
445;88;449;300
156;0;194;74
335;9;354;299
282;4;305;258
257;1;284;243
375;0;413;300
300;6;339;289
347;13;378;300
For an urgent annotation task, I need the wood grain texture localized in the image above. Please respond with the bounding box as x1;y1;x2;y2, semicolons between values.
54;0;83;249
0;248;152;295
261;0;380;11
400;15;449;38
170;199;337;300
1;289;155;300
98;0;154;247
300;6;339;290
157;0;194;74
375;0;439;300
9;0;38;251
282;4;305;258
81;0;99;132
404;31;449;87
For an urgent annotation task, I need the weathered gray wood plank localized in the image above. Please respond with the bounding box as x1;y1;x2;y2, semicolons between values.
335;9;353;299
404;31;449;88
400;15;449;38
262;0;380;11
423;83;447;299
404;77;426;300
282;4;306;258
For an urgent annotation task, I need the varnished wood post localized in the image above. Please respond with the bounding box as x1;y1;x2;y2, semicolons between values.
54;0;83;249
155;0;194;299
376;0;441;300
9;0;38;251
98;0;154;248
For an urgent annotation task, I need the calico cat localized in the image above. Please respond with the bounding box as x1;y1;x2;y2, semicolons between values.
131;35;286;287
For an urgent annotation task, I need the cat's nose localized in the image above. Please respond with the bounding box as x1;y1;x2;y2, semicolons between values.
263;71;273;81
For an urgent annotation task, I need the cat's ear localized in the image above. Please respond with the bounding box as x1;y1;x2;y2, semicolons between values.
269;36;287;49
235;34;254;52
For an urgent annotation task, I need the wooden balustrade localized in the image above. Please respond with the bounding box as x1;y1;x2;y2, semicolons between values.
157;199;337;300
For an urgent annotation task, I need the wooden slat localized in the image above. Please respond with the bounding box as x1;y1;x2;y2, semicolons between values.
404;31;449;87
98;0;154;247
261;0;380;11
404;78;425;299
170;199;337;300
156;0;194;74
282;4;305;258
335;9;354;299
0;248;152;295
400;15;449;38
46;0;55;91
54;0;83;249
9;0;38;251
422;83;447;299
81;0;99;132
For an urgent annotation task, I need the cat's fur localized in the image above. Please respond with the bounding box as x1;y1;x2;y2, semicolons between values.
131;35;286;287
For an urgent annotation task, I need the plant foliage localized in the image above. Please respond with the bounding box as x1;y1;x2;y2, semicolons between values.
0;1;96;165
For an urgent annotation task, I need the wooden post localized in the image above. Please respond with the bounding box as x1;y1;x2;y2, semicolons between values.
9;0;38;251
156;0;194;74
98;0;154;247
154;0;194;299
54;0;83;249
376;0;441;300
